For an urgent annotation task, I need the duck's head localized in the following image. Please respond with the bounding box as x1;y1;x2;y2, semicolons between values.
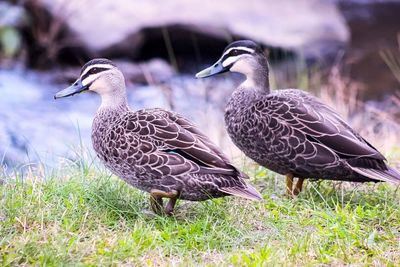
195;40;266;78
196;40;269;90
54;58;125;100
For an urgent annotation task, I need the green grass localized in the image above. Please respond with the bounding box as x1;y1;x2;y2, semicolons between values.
1;163;400;266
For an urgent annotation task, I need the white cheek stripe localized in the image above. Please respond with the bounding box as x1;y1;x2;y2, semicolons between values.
222;55;242;67
82;72;102;86
80;64;113;78
222;46;255;58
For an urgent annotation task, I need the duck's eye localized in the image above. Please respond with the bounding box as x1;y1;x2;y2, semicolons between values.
231;49;239;56
89;68;98;74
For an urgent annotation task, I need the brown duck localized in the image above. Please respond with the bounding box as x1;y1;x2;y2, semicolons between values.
196;40;400;195
54;58;262;215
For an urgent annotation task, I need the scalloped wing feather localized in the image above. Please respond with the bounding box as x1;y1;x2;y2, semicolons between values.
349;166;400;184
126;109;244;178
270;90;385;161
219;183;263;201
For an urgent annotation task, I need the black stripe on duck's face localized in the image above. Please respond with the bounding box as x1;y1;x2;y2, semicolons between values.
80;67;111;81
80;58;116;75
79;63;118;89
222;47;255;59
79;58;116;81
220;47;254;68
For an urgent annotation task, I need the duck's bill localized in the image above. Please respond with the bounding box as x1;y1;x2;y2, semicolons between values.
195;61;229;78
54;79;88;99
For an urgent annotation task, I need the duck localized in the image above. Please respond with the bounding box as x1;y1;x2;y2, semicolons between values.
196;40;400;196
54;58;262;215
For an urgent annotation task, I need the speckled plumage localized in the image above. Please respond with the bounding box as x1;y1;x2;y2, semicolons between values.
225;88;391;182
92;104;258;201
55;58;262;215
197;40;400;193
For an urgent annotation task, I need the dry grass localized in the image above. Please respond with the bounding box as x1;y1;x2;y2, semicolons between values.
318;66;400;164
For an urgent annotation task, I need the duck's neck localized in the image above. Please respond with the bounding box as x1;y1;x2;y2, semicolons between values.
93;91;129;140
233;55;270;94
98;90;129;112
226;57;270;114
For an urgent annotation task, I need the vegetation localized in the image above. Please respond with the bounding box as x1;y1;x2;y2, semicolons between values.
1;157;400;266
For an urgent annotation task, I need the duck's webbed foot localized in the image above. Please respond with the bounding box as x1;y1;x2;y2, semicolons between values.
150;189;179;216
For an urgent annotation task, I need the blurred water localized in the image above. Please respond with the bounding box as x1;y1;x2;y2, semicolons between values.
0;68;233;169
0;69;163;168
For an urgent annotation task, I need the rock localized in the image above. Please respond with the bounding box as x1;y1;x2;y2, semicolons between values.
37;0;349;61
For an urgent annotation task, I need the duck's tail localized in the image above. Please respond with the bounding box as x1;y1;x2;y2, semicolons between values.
219;183;263;201
350;165;400;184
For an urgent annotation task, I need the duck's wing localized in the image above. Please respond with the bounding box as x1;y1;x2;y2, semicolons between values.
165;111;235;167
121;109;261;200
265;90;400;183
267;90;384;160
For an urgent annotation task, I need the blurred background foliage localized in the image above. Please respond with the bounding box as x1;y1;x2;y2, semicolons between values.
0;2;25;58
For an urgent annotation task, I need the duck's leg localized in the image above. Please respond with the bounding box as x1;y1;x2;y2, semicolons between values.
285;173;294;196
150;190;164;215
293;178;304;196
150;189;178;216
165;196;178;216
293;178;305;196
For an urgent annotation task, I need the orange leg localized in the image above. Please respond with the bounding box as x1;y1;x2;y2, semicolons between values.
293;178;305;196
165;198;177;216
286;173;294;196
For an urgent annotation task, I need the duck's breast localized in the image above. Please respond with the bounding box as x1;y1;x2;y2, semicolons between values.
91;112;145;181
